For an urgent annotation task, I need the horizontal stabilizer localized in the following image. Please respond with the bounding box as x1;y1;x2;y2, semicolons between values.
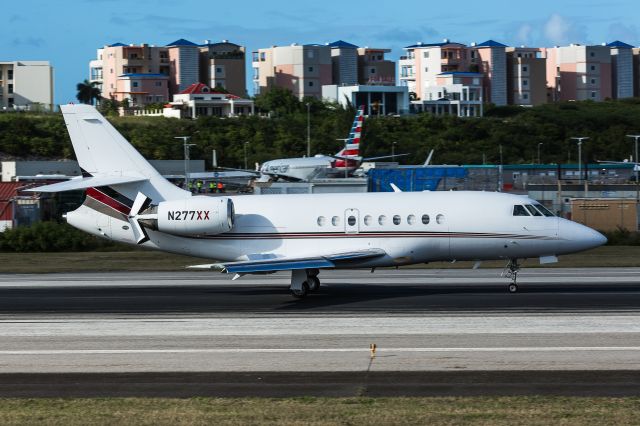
188;248;386;274
26;175;147;193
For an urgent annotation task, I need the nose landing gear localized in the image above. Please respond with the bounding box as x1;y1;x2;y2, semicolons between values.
503;259;521;293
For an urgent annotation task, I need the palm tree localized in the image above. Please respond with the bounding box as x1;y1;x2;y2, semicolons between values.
76;80;101;105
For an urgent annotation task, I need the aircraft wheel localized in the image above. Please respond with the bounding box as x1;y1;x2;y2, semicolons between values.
290;282;309;299
508;283;518;293
307;269;320;277
307;276;320;292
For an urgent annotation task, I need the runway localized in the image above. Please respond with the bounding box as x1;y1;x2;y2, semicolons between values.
1;268;639;396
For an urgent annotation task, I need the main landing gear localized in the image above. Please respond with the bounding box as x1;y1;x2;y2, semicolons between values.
289;269;321;299
503;259;521;293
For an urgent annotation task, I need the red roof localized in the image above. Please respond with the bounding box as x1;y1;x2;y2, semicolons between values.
0;182;27;201
178;83;242;99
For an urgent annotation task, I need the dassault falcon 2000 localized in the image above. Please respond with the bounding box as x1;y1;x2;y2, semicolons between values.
30;104;607;298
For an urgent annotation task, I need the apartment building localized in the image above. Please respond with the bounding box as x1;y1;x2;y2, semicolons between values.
0;61;54;111
96;42;170;104
199;40;247;97
470;40;507;106
90;39;248;109
357;47;395;85
252;44;332;99
543;44;612;102
635;48;640;98
399;40;469;100
608;41;634;99
506;47;547;106
329;40;358;85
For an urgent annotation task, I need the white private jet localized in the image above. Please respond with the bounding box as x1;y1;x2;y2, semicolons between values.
30;104;607;298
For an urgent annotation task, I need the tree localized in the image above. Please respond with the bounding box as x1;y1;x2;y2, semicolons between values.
76;80;101;105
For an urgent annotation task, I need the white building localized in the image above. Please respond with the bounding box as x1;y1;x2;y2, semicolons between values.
322;84;409;115
0;61;54;111
418;72;483;117
164;83;254;119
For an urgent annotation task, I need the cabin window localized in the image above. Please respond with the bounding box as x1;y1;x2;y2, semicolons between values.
407;214;416;225
332;216;340;226
436;214;445;224
513;205;530;216
393;215;401;225
421;214;430;224
378;215;387;225
524;205;543;216
317;216;326;226
348;216;356;226
364;215;373;226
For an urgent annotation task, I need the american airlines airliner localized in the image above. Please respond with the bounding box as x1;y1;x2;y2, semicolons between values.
31;105;606;298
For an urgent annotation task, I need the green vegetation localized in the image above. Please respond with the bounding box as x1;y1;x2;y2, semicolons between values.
0;397;638;425
3;93;640;167
75;79;101;105
0;222;123;252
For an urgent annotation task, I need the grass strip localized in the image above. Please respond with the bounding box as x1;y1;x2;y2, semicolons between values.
0;396;639;425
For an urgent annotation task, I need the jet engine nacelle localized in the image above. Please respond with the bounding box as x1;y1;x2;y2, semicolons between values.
156;196;234;236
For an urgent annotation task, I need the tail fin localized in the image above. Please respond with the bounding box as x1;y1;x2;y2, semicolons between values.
59;104;186;201
334;105;364;169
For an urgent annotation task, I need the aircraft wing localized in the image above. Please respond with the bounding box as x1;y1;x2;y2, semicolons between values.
188;248;387;274
25;175;148;192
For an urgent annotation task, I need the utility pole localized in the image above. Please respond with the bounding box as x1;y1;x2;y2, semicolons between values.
498;144;503;192
306;102;311;157
570;137;589;182
244;141;249;170
392;141;397;162
627;134;640;203
175;136;195;188
537;142;543;165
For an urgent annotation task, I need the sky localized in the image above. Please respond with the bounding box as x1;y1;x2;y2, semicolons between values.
2;0;639;105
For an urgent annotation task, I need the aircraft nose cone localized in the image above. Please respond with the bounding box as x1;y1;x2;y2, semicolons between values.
559;220;607;252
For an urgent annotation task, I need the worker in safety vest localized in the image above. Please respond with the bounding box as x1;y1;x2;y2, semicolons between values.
187;180;193;192
196;180;203;193
209;181;215;193
217;182;225;193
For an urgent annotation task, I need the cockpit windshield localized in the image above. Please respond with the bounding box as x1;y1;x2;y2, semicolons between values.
513;204;556;217
524;205;543;216
533;203;555;217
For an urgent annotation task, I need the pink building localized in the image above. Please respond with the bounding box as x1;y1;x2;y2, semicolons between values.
114;73;169;107
543;44;612;102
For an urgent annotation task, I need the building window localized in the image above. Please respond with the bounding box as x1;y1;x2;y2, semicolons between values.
370;68;376;74
523;93;529;100
260;52;265;61
8;84;13;94
522;65;528;72
155;81;162;87
308;66;314;72
590;65;596;71
216;67;223;73
591;78;596;85
590;51;595;57
591;91;597;98
8;98;14;105
132;81;139;88
308;81;314;87
424;67;428;72
522;79;528;86
307;50;314;58
423;51;429;58
8;70;13;80
0;70;2;79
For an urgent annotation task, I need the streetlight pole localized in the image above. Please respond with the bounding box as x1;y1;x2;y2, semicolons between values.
306;102;311;158
175;136;195;188
627;134;640;203
537;142;543;165
244;141;249;170
392;141;397;162
570;137;589;181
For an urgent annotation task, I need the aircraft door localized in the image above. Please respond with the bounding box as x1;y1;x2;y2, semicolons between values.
344;208;360;234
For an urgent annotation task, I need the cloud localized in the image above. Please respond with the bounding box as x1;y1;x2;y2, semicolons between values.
515;23;534;46
542;13;588;45
376;26;440;44
12;37;45;48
